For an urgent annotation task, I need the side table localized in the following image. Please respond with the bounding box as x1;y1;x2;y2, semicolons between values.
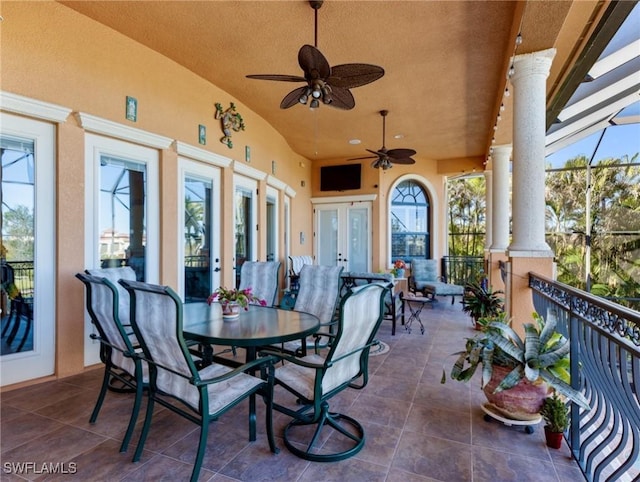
399;292;432;334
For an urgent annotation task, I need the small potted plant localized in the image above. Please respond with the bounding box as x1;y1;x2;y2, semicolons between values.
207;286;266;319
540;391;569;449
391;259;407;278
461;281;504;329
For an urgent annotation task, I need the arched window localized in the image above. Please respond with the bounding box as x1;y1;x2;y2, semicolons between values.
390;180;430;263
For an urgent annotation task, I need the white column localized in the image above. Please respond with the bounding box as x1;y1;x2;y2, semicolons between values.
490;145;511;251
484;170;493;251
508;49;555;257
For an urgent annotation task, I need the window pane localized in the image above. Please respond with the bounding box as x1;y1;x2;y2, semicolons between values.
100;156;147;280
184;176;212;302
235;187;252;287
391;180;430;262
1;136;35;353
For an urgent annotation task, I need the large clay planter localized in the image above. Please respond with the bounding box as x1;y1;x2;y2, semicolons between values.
483;365;549;420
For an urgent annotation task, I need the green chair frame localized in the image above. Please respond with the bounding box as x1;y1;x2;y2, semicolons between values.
76;270;146;453
261;282;390;462
119;279;278;482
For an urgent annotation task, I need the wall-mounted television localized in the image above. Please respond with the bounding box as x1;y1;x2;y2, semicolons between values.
320;164;362;192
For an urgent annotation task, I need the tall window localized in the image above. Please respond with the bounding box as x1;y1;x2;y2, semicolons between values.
390;180;430;263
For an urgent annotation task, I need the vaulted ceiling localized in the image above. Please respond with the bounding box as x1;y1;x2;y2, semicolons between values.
60;0;611;169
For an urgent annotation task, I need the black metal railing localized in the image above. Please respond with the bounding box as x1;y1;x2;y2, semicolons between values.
441;256;485;285
529;273;639;482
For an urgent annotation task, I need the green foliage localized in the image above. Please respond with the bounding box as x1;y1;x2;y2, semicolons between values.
545;155;640;310
461;282;504;321
447;311;590;410
447;176;486;257
540;392;569;432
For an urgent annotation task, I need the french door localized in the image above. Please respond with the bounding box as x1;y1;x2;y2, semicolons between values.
84;134;159;365
179;158;221;302
0;113;55;385
314;202;371;272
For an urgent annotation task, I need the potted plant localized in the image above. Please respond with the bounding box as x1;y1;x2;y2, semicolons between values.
540;391;569;449
391;259;406;278
207;286;266;319
461;281;504;329
445;311;590;420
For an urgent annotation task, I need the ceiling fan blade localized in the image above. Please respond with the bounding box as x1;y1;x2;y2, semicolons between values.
280;86;308;109
327;86;355;110
390;157;416;165
347;155;377;161
246;74;307;82
387;148;417;158
329;64;385;88
365;149;384;156
298;45;331;79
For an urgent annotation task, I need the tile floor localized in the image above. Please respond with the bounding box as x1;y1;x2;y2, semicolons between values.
1;300;585;481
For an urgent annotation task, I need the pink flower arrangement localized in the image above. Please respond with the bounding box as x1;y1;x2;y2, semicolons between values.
207;286;266;310
393;259;407;269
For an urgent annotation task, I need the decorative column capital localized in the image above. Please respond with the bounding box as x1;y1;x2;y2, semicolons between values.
511;48;556;81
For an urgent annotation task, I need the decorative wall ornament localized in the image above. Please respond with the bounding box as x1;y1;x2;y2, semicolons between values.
214;102;245;148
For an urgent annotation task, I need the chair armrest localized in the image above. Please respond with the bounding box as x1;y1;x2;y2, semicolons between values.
259;348;325;369
195;356;276;386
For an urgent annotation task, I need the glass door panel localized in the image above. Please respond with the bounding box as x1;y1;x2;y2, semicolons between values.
317;208;338;267
347;207;369;272
1;113;55;385
234;176;257;287
99;157;147;280
180;158;221;302
266;187;278;262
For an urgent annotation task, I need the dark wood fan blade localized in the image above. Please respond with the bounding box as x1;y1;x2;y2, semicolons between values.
366;148;386;156
387;148;417;158
327;86;355;110
298;45;331;79
347;155;377;161
280;86;308;109
246;74;307;82
328;64;385;88
390;157;416;165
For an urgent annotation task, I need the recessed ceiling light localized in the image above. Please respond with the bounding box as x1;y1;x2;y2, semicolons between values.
394;134;404;139
349;139;361;145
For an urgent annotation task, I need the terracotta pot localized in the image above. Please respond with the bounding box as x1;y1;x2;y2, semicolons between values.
483;365;549;420
544;426;564;449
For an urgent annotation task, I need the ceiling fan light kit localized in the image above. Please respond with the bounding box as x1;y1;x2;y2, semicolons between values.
246;0;384;110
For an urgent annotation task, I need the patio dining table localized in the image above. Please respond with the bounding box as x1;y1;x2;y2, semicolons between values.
182;302;320;440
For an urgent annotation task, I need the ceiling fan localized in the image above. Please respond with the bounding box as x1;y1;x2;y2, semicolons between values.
349;110;417;170
246;0;384;110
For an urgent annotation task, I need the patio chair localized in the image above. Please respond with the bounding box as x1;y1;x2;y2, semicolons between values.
118;279;278;482
260;281;391;461
277;264;343;355
408;258;464;305
238;261;281;306
75;269;147;453
287;255;313;292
